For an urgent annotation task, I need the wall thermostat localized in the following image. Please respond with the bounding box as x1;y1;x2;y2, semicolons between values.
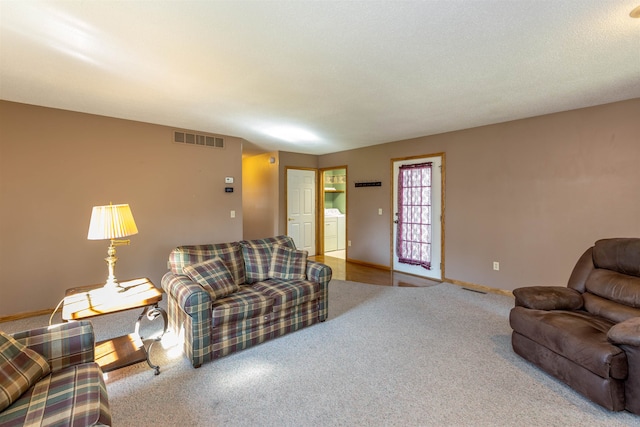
225;177;234;184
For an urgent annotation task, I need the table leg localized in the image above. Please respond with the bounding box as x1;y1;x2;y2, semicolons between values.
135;304;168;375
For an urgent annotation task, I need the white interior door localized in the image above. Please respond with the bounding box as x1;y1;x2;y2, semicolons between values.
392;155;442;280
287;169;316;255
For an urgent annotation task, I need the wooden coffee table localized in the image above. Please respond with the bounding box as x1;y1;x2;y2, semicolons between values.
62;277;167;375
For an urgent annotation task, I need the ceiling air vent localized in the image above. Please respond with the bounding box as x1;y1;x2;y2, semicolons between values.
173;130;224;149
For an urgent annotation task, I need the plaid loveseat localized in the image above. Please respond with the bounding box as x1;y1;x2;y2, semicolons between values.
0;321;111;426
161;235;332;368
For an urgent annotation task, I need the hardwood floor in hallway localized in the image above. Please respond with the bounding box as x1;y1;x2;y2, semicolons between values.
311;254;441;287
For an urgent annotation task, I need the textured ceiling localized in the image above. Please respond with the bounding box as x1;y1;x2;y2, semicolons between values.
1;1;639;155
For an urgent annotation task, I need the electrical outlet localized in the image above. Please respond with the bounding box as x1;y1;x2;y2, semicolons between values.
493;261;500;271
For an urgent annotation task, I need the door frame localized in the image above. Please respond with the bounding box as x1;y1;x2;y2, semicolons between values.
285;167;318;255
390;152;446;279
319;166;348;255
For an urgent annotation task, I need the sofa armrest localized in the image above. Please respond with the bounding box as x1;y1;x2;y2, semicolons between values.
161;272;213;367
513;286;583;311
12;321;95;373
161;272;212;316
608;317;640;346
306;260;332;322
306;260;332;286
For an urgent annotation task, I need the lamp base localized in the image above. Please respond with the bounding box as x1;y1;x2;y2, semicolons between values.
103;279;126;292
102;239;130;292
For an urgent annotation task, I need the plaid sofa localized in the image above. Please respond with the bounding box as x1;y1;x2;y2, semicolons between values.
0;321;111;426
161;235;332;368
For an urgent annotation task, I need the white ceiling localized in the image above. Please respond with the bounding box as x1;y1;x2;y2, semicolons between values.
1;1;639;155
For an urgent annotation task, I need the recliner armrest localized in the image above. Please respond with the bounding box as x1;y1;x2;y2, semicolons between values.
608;317;640;346
513;286;583;311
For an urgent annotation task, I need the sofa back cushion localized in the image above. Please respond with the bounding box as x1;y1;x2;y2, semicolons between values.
240;236;296;284
586;269;640;307
593;238;640;277
583;292;640;324
169;242;245;286
584;269;640;322
582;238;640;323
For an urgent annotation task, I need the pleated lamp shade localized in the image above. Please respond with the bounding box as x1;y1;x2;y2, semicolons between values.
87;204;138;240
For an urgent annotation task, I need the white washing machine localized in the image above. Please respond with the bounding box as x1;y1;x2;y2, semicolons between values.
325;209;345;251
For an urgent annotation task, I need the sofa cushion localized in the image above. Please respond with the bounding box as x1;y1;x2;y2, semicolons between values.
212;287;275;326
583;292;640;324
585;269;640;309
268;244;308;280
169;242;245;286
0;362;111;426
509;306;627;379
183;257;240;301
253;279;319;312
593;238;640;277
240;236;296;283
0;331;50;411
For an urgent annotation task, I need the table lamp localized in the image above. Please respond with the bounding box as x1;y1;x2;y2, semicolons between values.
87;203;138;290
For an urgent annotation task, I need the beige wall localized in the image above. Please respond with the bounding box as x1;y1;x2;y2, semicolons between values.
0;101;243;317
3;99;638;316
242;152;279;239
319;99;640;291
242;150;319;242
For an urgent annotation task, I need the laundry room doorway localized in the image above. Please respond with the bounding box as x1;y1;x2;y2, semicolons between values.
321;167;347;259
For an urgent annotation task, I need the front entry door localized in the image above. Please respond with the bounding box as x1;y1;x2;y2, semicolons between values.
392;155;443;280
287;168;316;255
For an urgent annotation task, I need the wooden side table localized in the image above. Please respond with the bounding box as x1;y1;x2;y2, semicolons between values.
62;277;167;375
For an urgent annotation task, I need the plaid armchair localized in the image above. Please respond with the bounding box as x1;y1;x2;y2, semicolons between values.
0;321;111;427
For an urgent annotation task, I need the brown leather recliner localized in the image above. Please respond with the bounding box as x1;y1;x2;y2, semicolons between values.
510;238;640;414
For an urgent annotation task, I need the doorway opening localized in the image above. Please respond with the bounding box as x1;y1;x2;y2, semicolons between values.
392;154;444;280
321;167;347;259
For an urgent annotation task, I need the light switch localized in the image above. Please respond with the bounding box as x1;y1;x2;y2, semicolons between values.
230;210;236;218
378;208;383;215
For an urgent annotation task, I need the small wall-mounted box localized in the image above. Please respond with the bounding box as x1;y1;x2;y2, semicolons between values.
225;177;234;184
225;187;234;193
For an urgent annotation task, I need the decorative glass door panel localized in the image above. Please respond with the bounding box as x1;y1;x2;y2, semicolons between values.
396;162;432;270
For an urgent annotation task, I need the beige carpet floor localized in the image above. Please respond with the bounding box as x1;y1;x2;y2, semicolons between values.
2;280;639;426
